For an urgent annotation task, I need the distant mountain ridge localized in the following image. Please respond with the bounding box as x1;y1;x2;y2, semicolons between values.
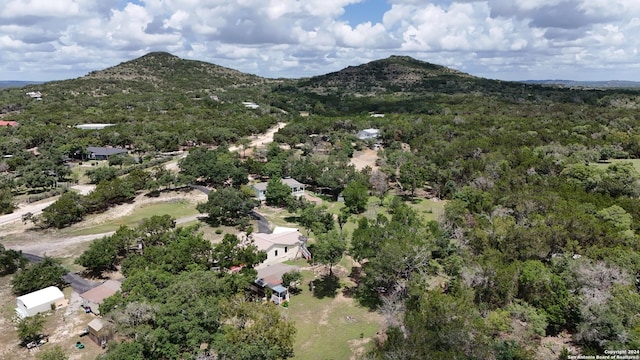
522;79;640;89
0;81;44;89
83;51;268;89
298;55;479;94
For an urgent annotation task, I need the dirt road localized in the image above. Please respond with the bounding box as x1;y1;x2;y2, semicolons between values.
228;122;287;151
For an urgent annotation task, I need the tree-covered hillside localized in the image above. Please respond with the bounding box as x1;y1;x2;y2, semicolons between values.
2;52;640;359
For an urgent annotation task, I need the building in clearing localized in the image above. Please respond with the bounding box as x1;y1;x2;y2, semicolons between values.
253;263;300;304
357;128;380;140
252;178;305;201
15;286;66;319
87;146;128;160
80;280;121;315
76;123;115;130
86;318;114;348
252;227;309;266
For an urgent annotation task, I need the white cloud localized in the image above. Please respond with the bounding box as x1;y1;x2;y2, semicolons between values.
0;0;638;81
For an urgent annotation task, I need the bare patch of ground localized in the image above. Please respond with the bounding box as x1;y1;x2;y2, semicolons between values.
350;149;379;171
229;122;287;152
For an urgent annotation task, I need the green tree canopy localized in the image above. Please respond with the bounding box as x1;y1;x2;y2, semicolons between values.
12;257;67;296
265;178;292;208
342;180;369;214
197;187;257;227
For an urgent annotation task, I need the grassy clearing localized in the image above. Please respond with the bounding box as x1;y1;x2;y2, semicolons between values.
179;221;240;244
408;197;447;223
287;269;382;360
69;161;110;185
62;200;199;236
590;158;640;172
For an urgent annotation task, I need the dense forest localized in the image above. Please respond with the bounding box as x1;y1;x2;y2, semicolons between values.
2;52;640;359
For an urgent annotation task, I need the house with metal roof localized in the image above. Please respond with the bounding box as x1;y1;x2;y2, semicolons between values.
87;146;128;160
15;286;66;318
252;178;305;201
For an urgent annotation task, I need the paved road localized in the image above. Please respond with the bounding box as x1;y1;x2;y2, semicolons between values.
251;210;271;234
22;252;99;294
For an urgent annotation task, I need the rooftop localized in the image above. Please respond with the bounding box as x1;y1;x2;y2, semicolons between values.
17;286;64;308
87;146;128;156
80;280;121;304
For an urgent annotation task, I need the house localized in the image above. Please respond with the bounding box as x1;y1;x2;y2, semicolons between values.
86;318;113;348
357;128;380;140
252;178;305;201
252;227;308;266
76;123;114;130
15;286;66;319
253;263;299;304
0;120;18;127
242;101;260;109
79;280;121;315
87;146;128;160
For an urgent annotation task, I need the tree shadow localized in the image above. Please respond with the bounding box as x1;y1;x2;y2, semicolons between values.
311;274;341;299
283;216;300;223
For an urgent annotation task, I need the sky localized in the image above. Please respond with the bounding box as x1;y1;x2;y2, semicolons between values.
1;0;639;82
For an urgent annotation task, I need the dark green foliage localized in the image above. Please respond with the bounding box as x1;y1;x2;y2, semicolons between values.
75;225;141;275
41;191;85;228
16;315;46;345
281;270;302;290
180;147;248;188
86;166;117;184
265;178;292;207
197;187;257;227
342;180;369;214
297;204;334;237
211;234;266;271
215;295;296;360
313;230;347;276
0;244;27;275
0;186;15;214
11;257;67;296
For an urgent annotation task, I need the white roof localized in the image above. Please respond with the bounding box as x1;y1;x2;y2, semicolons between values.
17;286;64;309
76;123;114;130
252;229;302;252
272;226;299;234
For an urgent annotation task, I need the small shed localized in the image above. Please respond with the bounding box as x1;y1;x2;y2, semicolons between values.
270;285;289;305
15;286;66;319
87;318;113;348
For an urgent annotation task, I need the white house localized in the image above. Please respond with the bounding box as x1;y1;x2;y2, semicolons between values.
252;227;306;266
76;123;115;130
357;128;380;140
15;286;66;319
242;101;260;109
252;178;305;201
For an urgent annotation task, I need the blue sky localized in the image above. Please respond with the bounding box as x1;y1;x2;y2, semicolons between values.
0;0;639;82
341;0;389;26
